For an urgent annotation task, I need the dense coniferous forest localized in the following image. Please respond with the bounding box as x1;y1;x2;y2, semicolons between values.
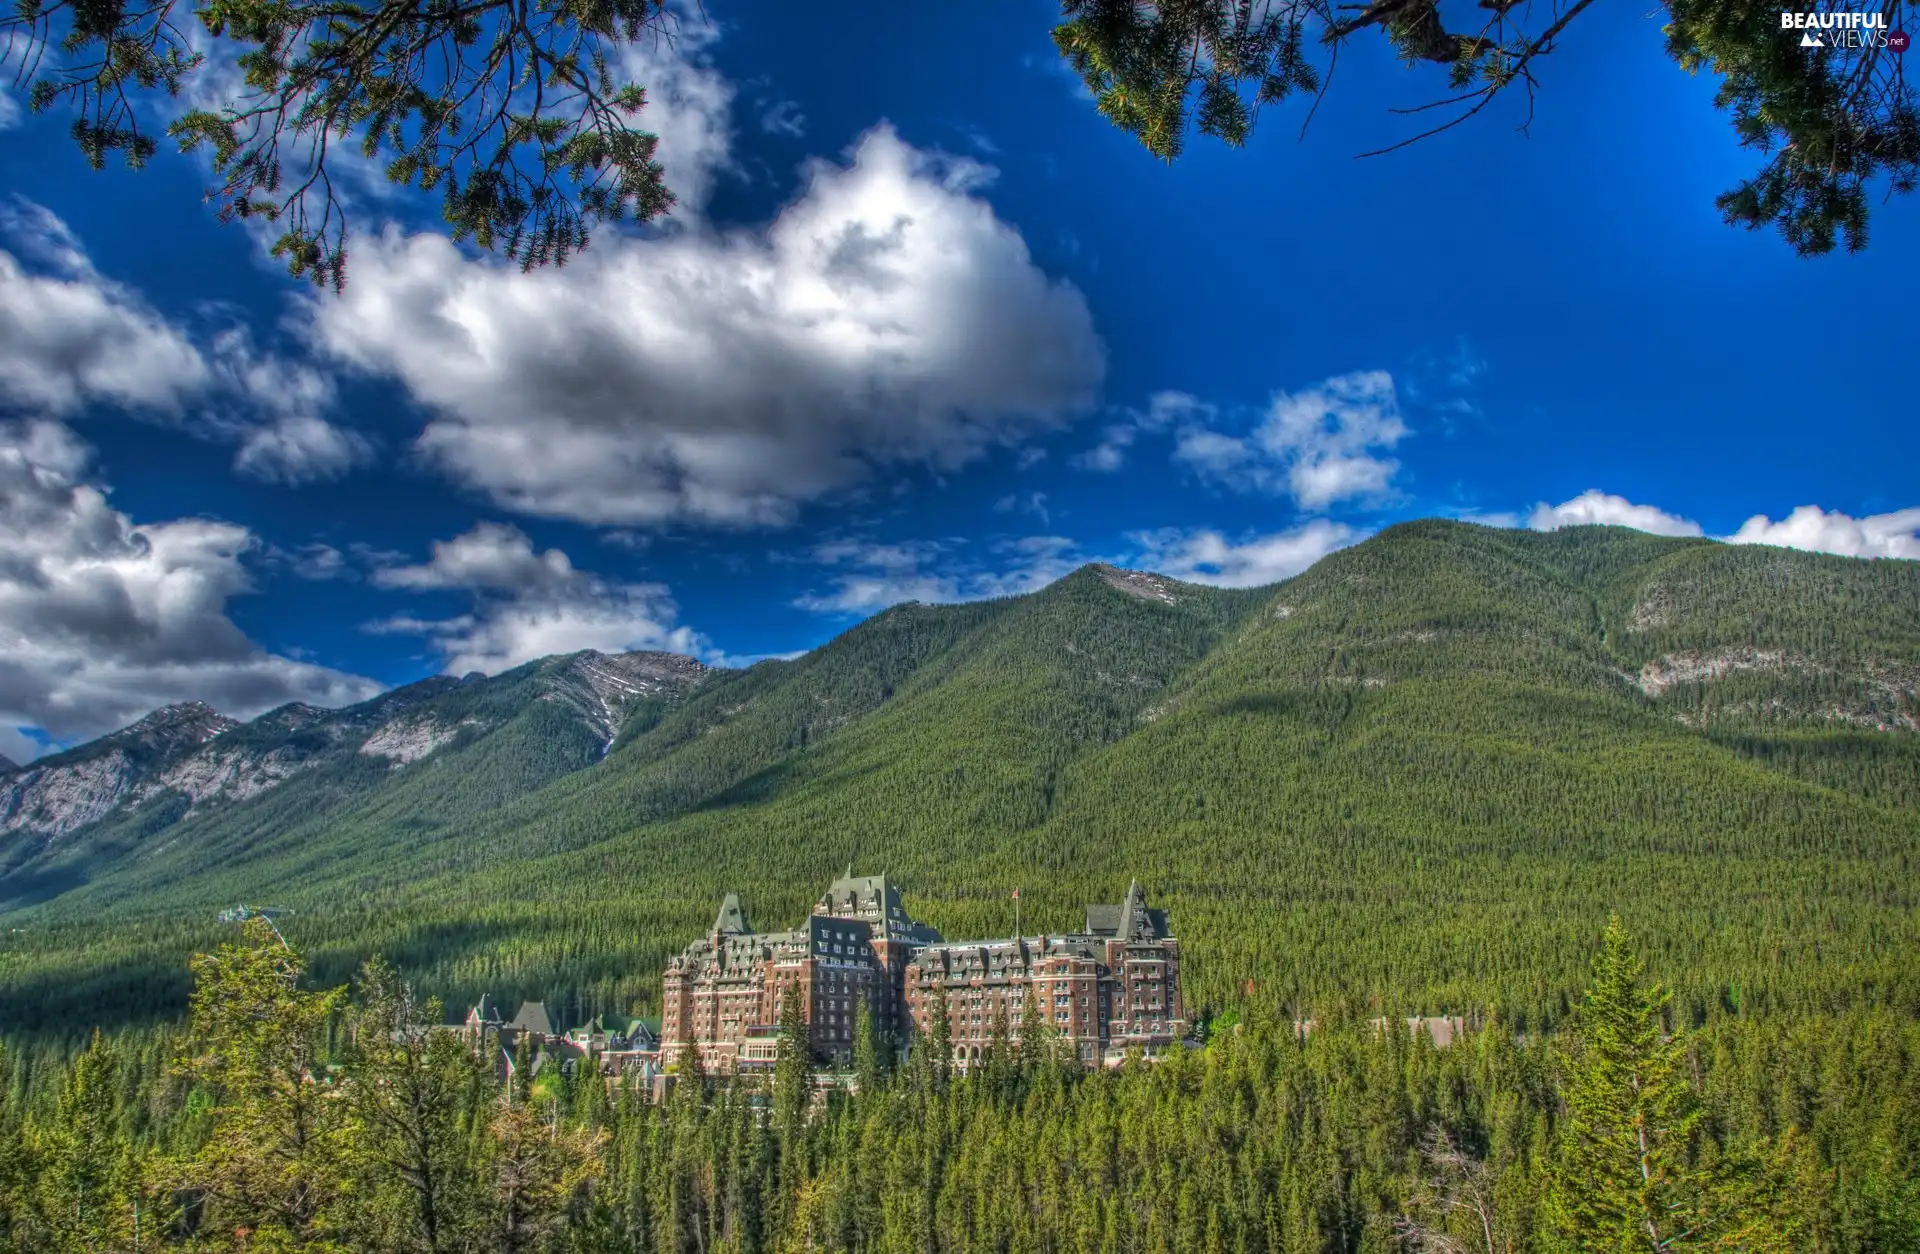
0;520;1916;1246
3;522;1913;1040
2;918;1917;1252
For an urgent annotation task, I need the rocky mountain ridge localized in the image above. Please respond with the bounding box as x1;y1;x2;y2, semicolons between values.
0;650;712;846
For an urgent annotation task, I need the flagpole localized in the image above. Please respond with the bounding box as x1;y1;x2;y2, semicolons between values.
1014;888;1020;940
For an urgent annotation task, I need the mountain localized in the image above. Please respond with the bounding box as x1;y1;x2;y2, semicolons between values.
0;650;711;909
0;702;239;840
0;522;1915;1038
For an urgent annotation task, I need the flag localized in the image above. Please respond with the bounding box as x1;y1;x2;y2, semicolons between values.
1011;889;1020;899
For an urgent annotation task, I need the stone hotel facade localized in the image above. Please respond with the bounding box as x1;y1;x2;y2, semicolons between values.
661;872;1185;1071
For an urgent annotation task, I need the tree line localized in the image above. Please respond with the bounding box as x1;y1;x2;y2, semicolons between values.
2;917;1916;1251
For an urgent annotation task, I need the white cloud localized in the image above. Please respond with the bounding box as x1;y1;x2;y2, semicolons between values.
1527;490;1704;537
1520;492;1918;559
373;522;582;594
0;204;210;416
1727;505;1920;560
265;542;353;581
1130;520;1365;588
759;99;807;139
1073;390;1212;473
1171;372;1409;510
368;523;709;673
311;125;1102;529
795;534;1090;614
0;87;20;131
233;415;374;484
0;421;383;755
0;201;371;482
614;13;737;215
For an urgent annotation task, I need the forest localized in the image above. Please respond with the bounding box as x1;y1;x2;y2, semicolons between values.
3;523;1915;1042
1;521;1915;1248
3;917;1916;1253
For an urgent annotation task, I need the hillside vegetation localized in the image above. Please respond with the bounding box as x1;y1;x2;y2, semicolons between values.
1;521;1915;1038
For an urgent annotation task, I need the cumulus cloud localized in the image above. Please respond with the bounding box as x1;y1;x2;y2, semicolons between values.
368;523;709;673
1526;490;1704;537
1523;492;1918;560
795;534;1091;614
310;125;1103;529
0;421;383;756
0;203;209;416
1727;505;1920;559
1171;372;1409;510
1130;520;1365;589
0;201;372;482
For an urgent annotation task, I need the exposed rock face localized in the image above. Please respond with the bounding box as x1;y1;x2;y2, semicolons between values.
1634;650;1919;731
1635;649;1790;696
1094;565;1181;605
0;652;714;843
0;702;238;840
543;650;712;755
359;716;475;765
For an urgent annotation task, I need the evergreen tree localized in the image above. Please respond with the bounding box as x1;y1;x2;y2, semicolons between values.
510;1031;534;1106
773;983;812;1152
161;916;349;1247
0;1047;18;1247
928;988;954;1095
32;1031;125;1252
1544;919;1781;1251
485;1099;605;1254
341;957;491;1252
853;999;883;1097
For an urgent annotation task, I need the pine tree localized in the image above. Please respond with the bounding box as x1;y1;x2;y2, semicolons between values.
928;988;954;1095
853;999;883;1097
161;916;349;1246
33;1031;124;1253
341;957;491;1252
511;1031;535;1106
0;1045;20;1245
1544;918;1770;1251
773;983;812;1148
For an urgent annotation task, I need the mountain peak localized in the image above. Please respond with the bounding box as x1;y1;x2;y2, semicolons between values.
1086;564;1184;604
121;701;237;743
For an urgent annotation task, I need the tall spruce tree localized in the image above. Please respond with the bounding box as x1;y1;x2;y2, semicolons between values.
33;1031;125;1253
1544;918;1787;1251
852;999;883;1097
773;983;812;1147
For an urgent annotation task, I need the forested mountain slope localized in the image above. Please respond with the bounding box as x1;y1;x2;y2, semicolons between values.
0;650;710;911
0;522;1914;1040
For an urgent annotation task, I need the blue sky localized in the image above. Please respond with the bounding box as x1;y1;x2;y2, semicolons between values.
1;0;1915;760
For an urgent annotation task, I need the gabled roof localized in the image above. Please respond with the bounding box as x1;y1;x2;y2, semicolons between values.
508;1001;554;1036
469;993;503;1025
712;892;749;935
816;871;899;921
1085;880;1170;940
